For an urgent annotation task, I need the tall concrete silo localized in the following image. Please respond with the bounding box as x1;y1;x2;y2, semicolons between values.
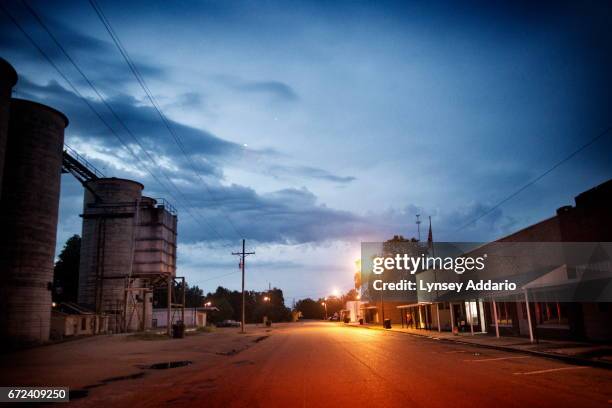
0;99;68;345
78;179;178;332
0;58;18;199
78;177;144;332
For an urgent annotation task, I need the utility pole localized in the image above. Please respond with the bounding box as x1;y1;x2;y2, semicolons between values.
416;214;421;242
232;239;255;333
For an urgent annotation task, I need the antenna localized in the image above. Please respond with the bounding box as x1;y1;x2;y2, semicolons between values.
416;214;421;241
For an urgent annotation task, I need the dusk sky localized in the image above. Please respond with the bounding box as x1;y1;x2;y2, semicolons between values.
1;0;610;303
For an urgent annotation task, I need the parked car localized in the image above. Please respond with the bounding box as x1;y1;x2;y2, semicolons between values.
216;319;241;327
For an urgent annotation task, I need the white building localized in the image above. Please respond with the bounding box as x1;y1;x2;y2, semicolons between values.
151;307;216;328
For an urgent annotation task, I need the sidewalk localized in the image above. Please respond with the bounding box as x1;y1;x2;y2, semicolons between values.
346;322;612;368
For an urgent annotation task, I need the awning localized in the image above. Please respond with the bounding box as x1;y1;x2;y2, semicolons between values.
397;302;433;309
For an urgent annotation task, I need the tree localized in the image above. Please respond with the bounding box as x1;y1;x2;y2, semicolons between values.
53;234;81;303
342;289;359;302
154;282;204;308
185;285;204;307
209;297;234;322
203;286;291;323
295;298;325;319
318;296;343;318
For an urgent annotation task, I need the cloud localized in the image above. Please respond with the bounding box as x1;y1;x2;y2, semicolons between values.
266;164;356;183
0;7;165;89
12;77;370;245
237;80;298;101
214;74;298;102
27;76;519;248
17;76;238;174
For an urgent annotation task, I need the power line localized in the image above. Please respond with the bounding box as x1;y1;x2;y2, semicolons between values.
5;1;231;245
19;0;223;242
88;0;245;241
456;126;612;231
199;271;240;283
232;239;255;333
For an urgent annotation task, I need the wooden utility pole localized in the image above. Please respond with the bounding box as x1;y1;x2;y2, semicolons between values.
232;239;255;333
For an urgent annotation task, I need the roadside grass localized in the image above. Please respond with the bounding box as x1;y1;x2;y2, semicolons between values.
126;332;169;341
196;326;215;333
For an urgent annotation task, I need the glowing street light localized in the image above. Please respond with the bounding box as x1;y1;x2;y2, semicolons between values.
205;301;212;307
332;288;340;297
321;301;328;320
263;296;270;302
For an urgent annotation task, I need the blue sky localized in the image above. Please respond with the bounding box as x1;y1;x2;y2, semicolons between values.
1;0;611;303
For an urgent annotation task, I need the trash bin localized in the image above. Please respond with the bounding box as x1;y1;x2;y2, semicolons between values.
383;319;392;329
359;318;364;325
172;321;185;338
265;320;272;327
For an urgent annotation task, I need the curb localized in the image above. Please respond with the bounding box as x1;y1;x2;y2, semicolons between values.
344;323;612;370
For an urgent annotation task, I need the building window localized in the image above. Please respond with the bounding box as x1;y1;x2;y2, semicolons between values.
535;302;568;326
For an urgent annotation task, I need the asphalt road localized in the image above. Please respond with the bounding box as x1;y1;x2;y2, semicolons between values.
75;322;612;407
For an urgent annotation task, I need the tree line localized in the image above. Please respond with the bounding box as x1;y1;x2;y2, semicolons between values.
294;289;359;320
52;235;292;323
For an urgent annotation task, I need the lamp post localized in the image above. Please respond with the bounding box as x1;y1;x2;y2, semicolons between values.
321;302;328;320
262;296;271;326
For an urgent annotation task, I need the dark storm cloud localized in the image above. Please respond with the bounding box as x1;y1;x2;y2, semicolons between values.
17;76;238;168
15;77;349;189
0;5;165;88
5;0;611;253
178;185;369;244
15;77;372;245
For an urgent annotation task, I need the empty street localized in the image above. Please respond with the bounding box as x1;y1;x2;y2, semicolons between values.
33;322;612;407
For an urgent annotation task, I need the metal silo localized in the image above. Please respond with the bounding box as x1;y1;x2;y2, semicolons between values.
0;98;68;345
0;58;18;199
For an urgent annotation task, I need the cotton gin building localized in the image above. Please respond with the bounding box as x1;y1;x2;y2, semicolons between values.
77;178;177;333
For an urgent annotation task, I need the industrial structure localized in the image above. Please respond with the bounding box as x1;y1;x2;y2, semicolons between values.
77;177;180;333
0;58;182;346
0;60;68;345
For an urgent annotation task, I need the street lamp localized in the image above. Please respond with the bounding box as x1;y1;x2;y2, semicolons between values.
321;302;328;320
332;288;340;297
205;301;212;307
263;296;270;302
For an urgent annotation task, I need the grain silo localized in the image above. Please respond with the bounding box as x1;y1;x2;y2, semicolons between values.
78;177;143;332
0;98;68;345
77;179;178;332
0;58;18;199
133;197;178;277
